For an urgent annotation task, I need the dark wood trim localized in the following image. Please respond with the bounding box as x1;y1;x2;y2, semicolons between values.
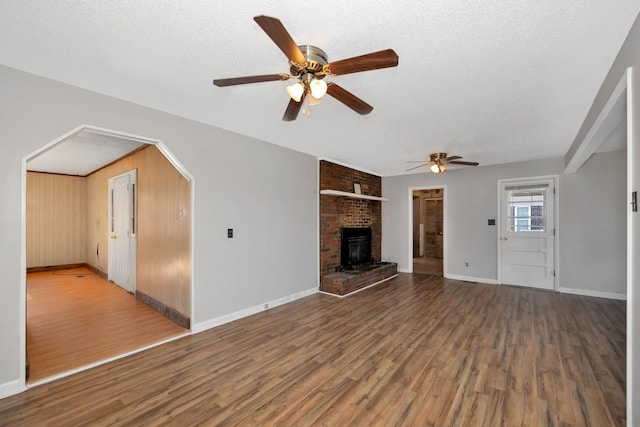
27;263;85;273
86;144;150;176
27;145;151;177
25;170;85;178
82;263;108;280
29;264;106;280
136;290;190;329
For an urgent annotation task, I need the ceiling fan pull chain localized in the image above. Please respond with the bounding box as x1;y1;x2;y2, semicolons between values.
302;94;311;117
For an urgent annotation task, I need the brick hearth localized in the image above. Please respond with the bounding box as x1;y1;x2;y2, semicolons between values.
320;262;398;296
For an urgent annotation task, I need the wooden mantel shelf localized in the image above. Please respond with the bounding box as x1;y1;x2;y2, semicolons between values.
320;189;389;202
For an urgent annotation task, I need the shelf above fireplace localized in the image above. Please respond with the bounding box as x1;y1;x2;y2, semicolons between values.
320;189;389;202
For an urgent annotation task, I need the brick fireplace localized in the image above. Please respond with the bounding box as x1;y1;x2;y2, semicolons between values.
319;160;397;295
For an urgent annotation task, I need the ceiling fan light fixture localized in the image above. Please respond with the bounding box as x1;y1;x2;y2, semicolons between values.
406;152;478;173
430;163;446;174
309;78;327;99
286;82;305;102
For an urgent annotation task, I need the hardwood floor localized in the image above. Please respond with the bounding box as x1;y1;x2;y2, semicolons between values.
413;256;443;275
4;273;625;425
26;268;188;383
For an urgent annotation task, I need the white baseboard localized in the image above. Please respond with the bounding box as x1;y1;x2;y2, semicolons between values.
558;287;626;300
192;287;318;334
444;274;498;285
0;379;24;399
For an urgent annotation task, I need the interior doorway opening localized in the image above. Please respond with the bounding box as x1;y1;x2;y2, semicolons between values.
411;187;445;276
22;125;194;386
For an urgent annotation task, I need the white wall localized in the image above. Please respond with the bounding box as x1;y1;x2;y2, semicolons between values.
383;158;562;279
560;150;627;297
382;153;627;297
0;65;318;393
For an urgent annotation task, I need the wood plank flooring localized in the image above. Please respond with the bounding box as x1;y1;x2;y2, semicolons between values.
26;268;188;383
413;256;443;275
4;273;625;425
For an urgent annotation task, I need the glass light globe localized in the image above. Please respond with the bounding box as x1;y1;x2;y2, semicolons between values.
286;82;305;102
309;78;328;99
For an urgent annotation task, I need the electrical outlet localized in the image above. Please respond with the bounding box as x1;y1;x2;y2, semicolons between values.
465;262;469;267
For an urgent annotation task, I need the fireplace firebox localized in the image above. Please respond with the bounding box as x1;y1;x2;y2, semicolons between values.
340;227;372;270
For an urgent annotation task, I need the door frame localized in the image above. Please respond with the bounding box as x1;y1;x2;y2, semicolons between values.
627;66;639;426
407;185;447;274
108;169;137;293
496;175;559;290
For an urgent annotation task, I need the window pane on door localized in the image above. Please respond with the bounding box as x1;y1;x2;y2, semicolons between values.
507;189;546;232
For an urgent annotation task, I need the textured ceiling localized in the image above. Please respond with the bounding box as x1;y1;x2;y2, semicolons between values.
2;1;638;176
27;129;146;176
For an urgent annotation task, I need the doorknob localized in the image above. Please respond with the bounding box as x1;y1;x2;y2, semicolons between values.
501;237;508;241
110;235;117;239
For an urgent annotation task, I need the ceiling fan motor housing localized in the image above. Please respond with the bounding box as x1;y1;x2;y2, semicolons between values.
290;45;328;77
430;152;448;162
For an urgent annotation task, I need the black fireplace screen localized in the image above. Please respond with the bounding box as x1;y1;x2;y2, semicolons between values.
341;227;372;269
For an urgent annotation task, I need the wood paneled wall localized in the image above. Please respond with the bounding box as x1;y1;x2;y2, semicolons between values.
26;172;87;268
86;145;191;318
135;146;191;318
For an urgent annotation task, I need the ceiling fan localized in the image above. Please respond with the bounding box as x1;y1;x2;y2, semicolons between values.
406;152;479;174
213;15;399;121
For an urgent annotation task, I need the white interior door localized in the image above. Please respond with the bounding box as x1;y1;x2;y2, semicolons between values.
499;178;555;290
108;169;137;293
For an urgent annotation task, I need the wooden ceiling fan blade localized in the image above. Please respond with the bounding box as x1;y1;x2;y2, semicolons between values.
326;83;373;115
213;74;290;87
325;49;399;76
254;15;306;64
405;163;429;171
445;156;462;161
282;91;306;121
448;161;479;166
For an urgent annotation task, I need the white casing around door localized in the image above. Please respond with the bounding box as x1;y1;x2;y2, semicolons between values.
499;178;556;290
108;169;137;293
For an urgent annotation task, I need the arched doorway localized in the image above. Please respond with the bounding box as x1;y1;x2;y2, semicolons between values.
23;126;193;384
